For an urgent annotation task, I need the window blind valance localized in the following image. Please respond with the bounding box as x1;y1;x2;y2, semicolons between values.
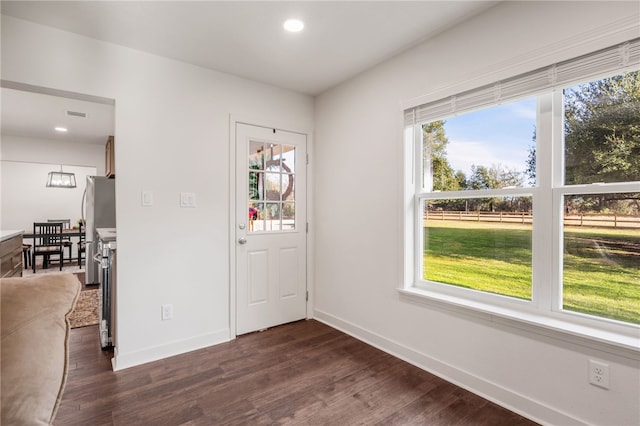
404;38;640;126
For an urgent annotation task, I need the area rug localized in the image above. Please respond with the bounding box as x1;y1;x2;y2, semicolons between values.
68;289;99;328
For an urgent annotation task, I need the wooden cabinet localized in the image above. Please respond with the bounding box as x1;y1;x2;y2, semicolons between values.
1;233;23;278
105;135;115;178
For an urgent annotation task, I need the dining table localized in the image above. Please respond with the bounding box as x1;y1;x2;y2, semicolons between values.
22;228;85;239
22;228;86;263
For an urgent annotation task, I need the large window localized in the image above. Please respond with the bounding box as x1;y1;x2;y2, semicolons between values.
405;39;639;341
560;74;640;325
421;97;536;300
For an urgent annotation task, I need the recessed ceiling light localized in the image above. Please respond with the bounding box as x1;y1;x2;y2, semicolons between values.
283;18;304;33
55;127;68;132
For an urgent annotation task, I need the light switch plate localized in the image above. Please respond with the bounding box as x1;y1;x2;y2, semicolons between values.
141;191;153;206
180;192;196;208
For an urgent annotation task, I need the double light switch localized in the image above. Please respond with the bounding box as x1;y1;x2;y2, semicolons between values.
140;191;197;208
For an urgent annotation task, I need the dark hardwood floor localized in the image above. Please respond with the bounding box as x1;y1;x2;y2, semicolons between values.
56;320;538;425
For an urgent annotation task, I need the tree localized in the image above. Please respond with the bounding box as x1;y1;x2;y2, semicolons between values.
525;128;536;186
423;121;461;191
467;165;500;190
466;164;525;211
454;170;467;190
564;71;640;185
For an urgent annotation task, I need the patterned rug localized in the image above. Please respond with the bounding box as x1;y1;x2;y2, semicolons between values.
67;272;99;328
68;289;99;328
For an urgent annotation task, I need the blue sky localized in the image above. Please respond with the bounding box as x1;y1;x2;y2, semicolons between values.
443;97;536;179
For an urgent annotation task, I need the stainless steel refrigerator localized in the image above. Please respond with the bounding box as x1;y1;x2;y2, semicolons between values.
82;176;116;285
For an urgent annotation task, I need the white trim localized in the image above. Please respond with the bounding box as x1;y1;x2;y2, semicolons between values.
305;129;315;318
533;93;553;311
313;309;585;426
228;115;238;339
112;328;230;371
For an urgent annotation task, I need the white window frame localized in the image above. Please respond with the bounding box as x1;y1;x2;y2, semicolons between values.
401;41;640;353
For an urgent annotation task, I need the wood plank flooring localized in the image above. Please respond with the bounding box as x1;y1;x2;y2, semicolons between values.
55;320;538;425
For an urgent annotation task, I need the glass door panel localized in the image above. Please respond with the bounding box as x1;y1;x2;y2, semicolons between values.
249;142;297;233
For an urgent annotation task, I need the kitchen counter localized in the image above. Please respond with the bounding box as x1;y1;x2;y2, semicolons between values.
96;228;116;243
1;230;24;278
96;228;116;251
1;230;24;242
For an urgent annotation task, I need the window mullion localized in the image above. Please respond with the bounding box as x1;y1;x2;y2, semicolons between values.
413;125;423;284
531;93;554;310
550;90;566;313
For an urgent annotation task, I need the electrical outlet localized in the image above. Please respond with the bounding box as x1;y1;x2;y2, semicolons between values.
161;304;173;321
589;359;609;389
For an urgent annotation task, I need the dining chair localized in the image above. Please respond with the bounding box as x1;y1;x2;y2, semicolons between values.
77;223;86;268
22;244;32;269
48;219;73;262
32;222;64;273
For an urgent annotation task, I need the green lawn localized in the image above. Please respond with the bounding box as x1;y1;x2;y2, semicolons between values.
423;221;640;324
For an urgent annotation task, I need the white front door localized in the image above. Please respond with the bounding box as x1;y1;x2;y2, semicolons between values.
235;123;307;335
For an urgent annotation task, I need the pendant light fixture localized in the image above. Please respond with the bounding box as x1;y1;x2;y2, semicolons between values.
46;165;77;188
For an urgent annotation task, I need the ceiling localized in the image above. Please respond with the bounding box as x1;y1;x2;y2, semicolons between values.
1;86;115;145
1;1;498;144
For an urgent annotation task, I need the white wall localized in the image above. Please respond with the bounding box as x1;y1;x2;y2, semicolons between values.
1;15;314;369
1;134;104;242
314;2;639;425
1;134;106;176
0;160;95;230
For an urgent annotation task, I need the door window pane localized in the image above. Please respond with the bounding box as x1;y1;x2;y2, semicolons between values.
264;143;279;166
562;193;640;324
283;174;294;201
423;196;533;300
280;145;296;174
249;171;264;201
249;203;264;231
282;202;295;230
266;202;281;231
249;142;296;233
249;141;265;170
265;172;281;201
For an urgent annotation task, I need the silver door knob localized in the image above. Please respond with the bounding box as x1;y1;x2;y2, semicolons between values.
238;237;247;245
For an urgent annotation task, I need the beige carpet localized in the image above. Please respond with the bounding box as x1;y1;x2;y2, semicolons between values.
68;289;99;329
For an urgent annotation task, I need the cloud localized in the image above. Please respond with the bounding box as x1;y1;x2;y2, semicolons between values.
507;101;536;120
447;139;526;176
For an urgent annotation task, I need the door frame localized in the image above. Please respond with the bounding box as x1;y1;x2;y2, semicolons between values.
228;114;314;338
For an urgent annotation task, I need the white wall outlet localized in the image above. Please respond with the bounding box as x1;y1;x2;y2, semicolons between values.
589;359;609;389
161;304;173;321
180;192;196;208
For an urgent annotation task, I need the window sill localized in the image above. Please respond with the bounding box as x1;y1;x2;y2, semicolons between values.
399;286;640;359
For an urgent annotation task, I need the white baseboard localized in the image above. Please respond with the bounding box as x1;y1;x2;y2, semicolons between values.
313;309;584;426
112;328;231;371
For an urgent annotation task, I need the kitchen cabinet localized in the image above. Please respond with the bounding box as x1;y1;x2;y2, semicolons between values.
1;231;24;278
105;135;115;178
